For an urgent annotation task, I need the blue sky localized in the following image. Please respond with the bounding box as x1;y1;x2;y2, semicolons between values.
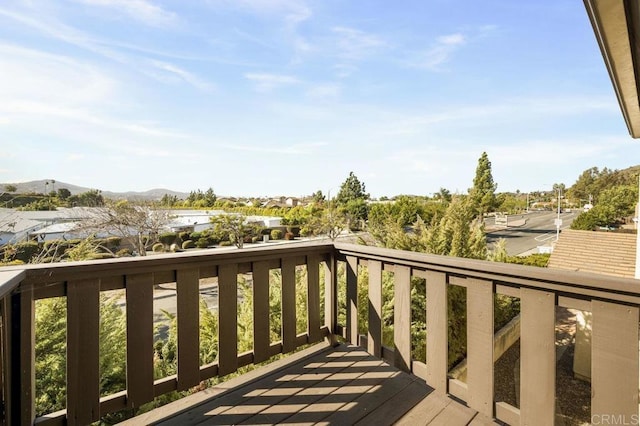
1;0;638;198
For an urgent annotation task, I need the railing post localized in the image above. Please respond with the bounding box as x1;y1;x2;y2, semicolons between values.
11;287;34;426
520;287;555;425
307;255;322;344
324;253;338;346
218;264;238;376
67;279;101;425
125;273;155;408
0;297;9;425
346;256;358;346
367;260;382;358
252;261;271;363
466;278;494;418
176;268;200;391
425;271;448;393
394;265;411;372
592;300;639;423
281;258;297;353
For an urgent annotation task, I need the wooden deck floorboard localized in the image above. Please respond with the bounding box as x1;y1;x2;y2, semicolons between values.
121;343;483;425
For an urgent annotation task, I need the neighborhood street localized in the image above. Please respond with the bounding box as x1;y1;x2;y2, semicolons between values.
486;210;578;256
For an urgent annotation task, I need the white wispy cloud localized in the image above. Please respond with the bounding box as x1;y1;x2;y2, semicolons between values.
416;32;467;70
0;7;128;63
244;73;300;92
223;0;311;24
72;0;177;27
149;60;215;92
333;64;357;78
221;142;327;154
306;84;341;99
331;26;387;60
2;101;187;139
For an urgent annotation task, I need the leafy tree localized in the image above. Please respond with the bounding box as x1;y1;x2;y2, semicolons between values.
468;152;497;218
68;189;104;207
210;214;260;248
160;193;179;207
597;184;638;218
335;172;368;204
57;188;71;200
4;184;17;193
335;172;370;228
84;201;170;255
185;187;217;207
311;190;325;204
434;187;452;203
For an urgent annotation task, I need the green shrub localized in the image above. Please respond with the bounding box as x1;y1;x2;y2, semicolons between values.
178;231;191;241
261;228;272;236
182;240;195;249
87;253;115;260
287;226;301;236
189;231;202;240
13;241;40;263
158;232;177;246
195;238;210;248
219;240;233;247
152;242;165;253
0;259;25;266
115;248;132;257
270;229;284;240
104;237;121;249
506;253;550;267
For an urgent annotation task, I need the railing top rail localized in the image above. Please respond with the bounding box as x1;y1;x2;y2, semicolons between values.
334;242;640;304
0;269;26;299
2;241;334;286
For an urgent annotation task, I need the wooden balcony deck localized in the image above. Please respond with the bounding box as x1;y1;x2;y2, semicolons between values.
125;342;496;426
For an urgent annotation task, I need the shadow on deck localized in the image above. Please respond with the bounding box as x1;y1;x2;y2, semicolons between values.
123;343;497;426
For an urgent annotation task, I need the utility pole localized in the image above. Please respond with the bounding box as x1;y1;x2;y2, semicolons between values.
555;188;562;241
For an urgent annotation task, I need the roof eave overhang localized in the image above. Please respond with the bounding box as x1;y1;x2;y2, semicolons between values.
585;0;640;138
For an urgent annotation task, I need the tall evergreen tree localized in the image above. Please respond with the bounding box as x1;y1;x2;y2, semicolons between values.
469;152;497;218
335;172;370;229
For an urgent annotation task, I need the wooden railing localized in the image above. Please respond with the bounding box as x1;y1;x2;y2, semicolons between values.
0;241;639;425
333;242;640;425
0;242;335;425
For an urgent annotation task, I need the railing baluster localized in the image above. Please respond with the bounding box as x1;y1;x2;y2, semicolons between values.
324;255;338;345
218;264;238;376
520;287;555;424
426;271;447;393
253;261;270;363
1;297;10;424
177;268;200;391
67;279;100;425
367;260;382;357
307;255;321;343
394;265;411;372
592;300;639;421
14;286;34;426
125;273;154;408
281;258;297;353
466;278;494;417
346;256;358;346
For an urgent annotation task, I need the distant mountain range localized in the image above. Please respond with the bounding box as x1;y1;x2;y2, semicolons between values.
1;179;189;201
